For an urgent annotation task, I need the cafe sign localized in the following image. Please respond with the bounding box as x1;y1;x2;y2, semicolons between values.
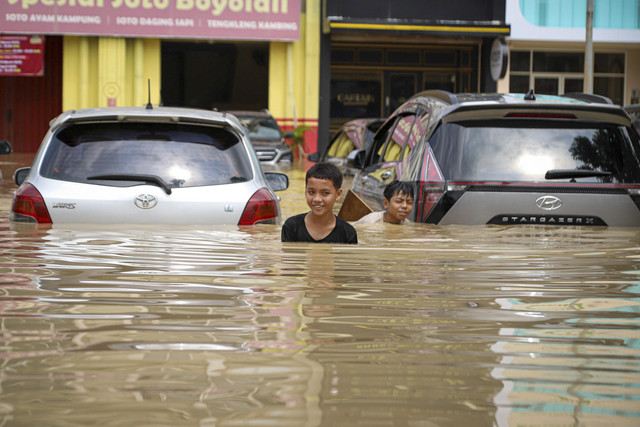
1;0;300;41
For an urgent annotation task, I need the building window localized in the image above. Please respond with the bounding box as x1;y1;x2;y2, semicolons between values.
519;0;640;30
509;50;625;105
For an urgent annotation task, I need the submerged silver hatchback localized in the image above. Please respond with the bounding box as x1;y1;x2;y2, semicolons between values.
11;106;289;225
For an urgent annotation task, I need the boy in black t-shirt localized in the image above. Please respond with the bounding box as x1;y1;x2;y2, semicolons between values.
281;163;358;244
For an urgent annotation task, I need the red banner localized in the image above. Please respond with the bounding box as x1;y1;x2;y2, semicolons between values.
0;0;300;41
0;35;44;76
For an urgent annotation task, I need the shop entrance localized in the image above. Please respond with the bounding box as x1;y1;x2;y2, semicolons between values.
329;43;477;133
161;41;269;111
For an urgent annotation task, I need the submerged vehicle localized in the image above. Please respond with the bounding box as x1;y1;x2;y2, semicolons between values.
12;106;289;225
349;90;640;226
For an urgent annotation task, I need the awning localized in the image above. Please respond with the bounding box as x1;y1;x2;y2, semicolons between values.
327;17;510;38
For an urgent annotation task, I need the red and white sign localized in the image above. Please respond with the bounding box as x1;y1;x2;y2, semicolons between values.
1;0;300;41
0;35;44;76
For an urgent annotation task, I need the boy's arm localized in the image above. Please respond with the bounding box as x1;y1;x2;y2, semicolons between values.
281;217;295;242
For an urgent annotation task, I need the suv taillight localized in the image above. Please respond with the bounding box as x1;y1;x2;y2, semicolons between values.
238;188;279;225
11;184;53;224
417;146;446;222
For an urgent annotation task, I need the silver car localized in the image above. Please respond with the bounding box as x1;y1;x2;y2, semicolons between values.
11;106;289;225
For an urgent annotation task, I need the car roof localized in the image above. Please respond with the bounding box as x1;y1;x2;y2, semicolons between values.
227;110;273;119
410;90;613;105
625;104;640;114
49;106;248;135
407;90;632;126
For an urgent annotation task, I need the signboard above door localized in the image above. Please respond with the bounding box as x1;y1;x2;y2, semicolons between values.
1;0;300;41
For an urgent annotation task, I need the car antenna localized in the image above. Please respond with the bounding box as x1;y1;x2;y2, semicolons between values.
524;89;536;101
145;79;153;109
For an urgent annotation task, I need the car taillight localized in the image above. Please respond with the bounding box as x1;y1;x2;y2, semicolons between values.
11;184;52;224
417;146;446;222
505;112;577;119
238;188;279;225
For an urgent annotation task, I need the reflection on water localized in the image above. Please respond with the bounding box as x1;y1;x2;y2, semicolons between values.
0;156;639;425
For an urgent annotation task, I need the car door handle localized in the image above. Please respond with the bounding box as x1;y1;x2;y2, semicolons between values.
381;171;392;180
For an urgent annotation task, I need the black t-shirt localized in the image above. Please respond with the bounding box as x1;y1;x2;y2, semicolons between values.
281;213;358;244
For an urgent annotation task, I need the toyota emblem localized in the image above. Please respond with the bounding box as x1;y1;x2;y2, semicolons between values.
535;195;562;211
135;194;158;209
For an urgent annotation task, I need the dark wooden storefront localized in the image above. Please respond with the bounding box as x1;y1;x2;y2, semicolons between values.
329;43;478;133
317;0;509;153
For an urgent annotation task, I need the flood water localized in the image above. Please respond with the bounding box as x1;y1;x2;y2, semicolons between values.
1;154;639;426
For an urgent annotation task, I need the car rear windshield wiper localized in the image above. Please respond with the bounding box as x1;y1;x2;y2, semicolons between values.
545;169;612;180
87;174;173;194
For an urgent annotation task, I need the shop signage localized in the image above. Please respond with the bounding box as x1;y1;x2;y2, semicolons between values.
490;37;508;81
1;0;300;41
0;35;44;76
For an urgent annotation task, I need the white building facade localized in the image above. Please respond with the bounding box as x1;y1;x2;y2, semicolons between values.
500;0;640;105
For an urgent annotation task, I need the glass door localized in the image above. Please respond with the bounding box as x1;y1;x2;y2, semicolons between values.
330;70;383;132
387;72;417;115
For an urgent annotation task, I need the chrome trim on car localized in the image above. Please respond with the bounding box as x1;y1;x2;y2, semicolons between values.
535;195;562;211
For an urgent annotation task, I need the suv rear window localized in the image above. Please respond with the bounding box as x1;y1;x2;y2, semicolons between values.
429;119;640;183
41;123;253;188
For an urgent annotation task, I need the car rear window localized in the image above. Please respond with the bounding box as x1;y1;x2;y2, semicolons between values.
40;122;253;187
429;119;640;183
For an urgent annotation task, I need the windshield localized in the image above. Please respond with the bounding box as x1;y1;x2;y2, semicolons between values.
239;117;282;141
41;122;253;187
429;120;640;183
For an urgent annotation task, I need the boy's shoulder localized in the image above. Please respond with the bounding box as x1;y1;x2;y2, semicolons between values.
333;215;358;244
283;213;306;224
335;215;356;229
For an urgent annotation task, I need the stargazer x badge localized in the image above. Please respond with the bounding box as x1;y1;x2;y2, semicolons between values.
135;194;158;209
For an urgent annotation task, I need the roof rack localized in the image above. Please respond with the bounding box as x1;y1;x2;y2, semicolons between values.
562;92;613;104
410;90;458;104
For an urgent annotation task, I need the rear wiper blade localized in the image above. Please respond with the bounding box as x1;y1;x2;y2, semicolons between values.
87;174;173;195
545;169;612;180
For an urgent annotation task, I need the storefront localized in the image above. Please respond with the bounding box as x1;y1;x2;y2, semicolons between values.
317;1;510;149
0;0;317;154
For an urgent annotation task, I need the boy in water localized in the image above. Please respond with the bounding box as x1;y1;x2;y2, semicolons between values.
355;180;414;225
281;163;358;244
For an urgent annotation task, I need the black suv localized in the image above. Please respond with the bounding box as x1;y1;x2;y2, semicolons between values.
348;91;640;226
228;110;294;166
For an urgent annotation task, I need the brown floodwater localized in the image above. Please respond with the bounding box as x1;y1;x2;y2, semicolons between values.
1;154;639;426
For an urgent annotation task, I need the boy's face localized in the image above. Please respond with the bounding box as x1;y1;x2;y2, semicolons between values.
305;177;342;217
383;191;414;224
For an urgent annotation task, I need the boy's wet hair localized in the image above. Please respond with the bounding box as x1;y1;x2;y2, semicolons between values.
306;162;343;190
383;180;414;200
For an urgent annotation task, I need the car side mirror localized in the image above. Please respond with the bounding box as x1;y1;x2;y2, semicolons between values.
0;140;12;154
265;171;289;191
307;152;319;162
14;167;30;186
283;131;294;139
346;149;366;170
